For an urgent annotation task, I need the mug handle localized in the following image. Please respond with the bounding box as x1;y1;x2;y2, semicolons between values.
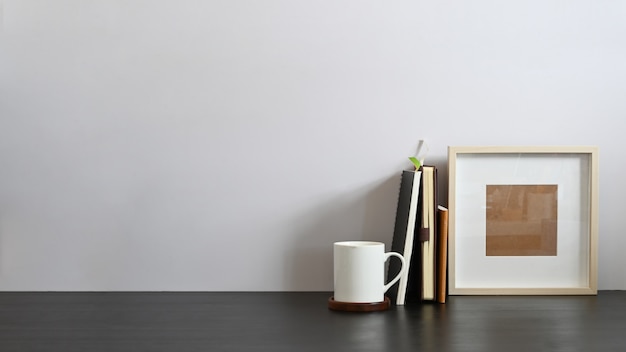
383;252;406;293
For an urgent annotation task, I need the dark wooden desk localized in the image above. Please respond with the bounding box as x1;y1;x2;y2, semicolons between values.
0;291;624;351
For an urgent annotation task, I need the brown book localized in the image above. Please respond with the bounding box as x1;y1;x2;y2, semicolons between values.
436;205;449;303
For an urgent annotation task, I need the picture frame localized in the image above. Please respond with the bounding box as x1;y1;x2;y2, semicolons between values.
448;146;599;295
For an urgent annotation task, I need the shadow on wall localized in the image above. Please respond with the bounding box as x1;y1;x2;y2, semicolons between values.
283;173;402;291
282;157;449;291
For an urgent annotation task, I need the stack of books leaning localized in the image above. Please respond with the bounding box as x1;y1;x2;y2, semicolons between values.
387;165;449;305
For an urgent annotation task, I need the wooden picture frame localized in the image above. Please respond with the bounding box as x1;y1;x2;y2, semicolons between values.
448;146;599;295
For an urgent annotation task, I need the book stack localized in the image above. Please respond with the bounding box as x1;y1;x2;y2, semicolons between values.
387;166;449;305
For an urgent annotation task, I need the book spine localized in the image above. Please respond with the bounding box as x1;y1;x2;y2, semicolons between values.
436;206;449;303
388;170;421;305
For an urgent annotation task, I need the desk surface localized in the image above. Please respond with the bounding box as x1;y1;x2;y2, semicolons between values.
0;291;624;352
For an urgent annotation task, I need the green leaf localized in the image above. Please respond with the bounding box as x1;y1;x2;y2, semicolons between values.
408;156;421;169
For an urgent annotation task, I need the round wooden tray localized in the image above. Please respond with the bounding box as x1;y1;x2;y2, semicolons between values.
328;296;391;312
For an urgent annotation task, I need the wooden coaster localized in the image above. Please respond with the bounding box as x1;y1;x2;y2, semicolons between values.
328;296;391;312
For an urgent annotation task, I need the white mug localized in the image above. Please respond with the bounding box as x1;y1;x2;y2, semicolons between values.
333;241;406;303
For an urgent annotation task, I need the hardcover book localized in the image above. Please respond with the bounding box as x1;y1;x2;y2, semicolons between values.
387;169;422;305
406;165;438;303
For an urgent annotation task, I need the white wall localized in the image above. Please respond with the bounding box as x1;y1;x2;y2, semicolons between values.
1;0;625;291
